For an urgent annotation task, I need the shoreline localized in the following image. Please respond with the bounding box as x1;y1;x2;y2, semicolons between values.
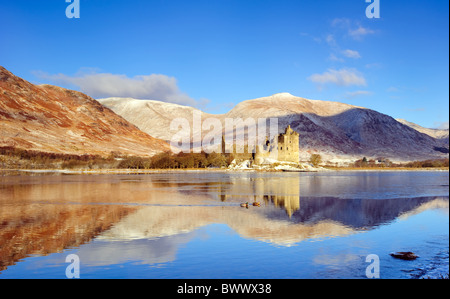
0;167;448;175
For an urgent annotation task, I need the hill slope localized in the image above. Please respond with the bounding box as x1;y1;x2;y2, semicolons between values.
0;66;169;157
396;118;449;144
100;93;448;162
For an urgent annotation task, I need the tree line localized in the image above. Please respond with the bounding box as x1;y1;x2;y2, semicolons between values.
0;146;234;170
352;156;449;168
1;146;448;170
0;146;112;169
117;151;233;169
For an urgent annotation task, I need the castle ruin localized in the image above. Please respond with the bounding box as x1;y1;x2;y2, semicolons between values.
221;125;300;165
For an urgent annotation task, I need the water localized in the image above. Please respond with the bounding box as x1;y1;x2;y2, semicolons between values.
0;171;448;279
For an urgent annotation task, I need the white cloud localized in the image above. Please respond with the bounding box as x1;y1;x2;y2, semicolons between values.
342;49;361;59
35;70;199;106
365;63;383;69
405;107;426;112
331;18;351;28
434;121;449;130
308;68;367;87
331;18;376;40
345;90;373;98
325;34;337;47
328;53;344;62
349;26;375;40
386;86;400;92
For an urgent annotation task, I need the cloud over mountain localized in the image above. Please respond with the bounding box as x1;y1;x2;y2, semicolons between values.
308;68;367;87
36;70;198;107
0;66;170;156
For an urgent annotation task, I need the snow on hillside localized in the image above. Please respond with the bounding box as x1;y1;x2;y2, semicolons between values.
98;93;449;163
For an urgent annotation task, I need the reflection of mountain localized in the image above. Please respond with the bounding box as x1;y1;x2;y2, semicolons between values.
99;197;448;248
0;202;136;271
78;231;197;268
0;175;153;271
99;206;355;248
280;196;449;229
31;195;447;268
0;173;448;272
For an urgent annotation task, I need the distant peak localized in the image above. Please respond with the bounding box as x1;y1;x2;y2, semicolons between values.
272;92;295;97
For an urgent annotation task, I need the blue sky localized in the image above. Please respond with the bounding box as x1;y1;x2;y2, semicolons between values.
1;0;448;129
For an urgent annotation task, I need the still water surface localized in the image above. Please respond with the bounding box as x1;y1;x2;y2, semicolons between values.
0;171;448;279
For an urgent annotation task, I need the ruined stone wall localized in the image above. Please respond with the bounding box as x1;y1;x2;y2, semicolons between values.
277;127;299;163
222;126;300;164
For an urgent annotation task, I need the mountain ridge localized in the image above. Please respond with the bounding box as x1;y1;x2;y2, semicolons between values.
396;118;449;142
0;66;170;157
99;93;448;163
1;65;447;163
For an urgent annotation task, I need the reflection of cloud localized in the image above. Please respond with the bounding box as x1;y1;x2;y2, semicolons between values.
2;173;448;271
99;206;355;248
75;232;196;266
313;252;360;267
98;206;217;241
398;197;449;220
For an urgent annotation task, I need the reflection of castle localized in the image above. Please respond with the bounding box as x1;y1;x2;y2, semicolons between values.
219;175;301;217
257;176;300;218
221;125;300;164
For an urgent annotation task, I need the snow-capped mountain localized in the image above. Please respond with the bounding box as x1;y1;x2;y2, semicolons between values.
99;93;448;162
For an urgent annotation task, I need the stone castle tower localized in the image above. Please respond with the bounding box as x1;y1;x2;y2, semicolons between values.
222;125;300;165
275;125;299;163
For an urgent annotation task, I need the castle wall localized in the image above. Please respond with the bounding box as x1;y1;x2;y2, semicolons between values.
222;125;299;164
277;130;299;163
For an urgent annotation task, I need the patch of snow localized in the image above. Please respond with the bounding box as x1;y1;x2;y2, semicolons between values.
228;160;252;170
